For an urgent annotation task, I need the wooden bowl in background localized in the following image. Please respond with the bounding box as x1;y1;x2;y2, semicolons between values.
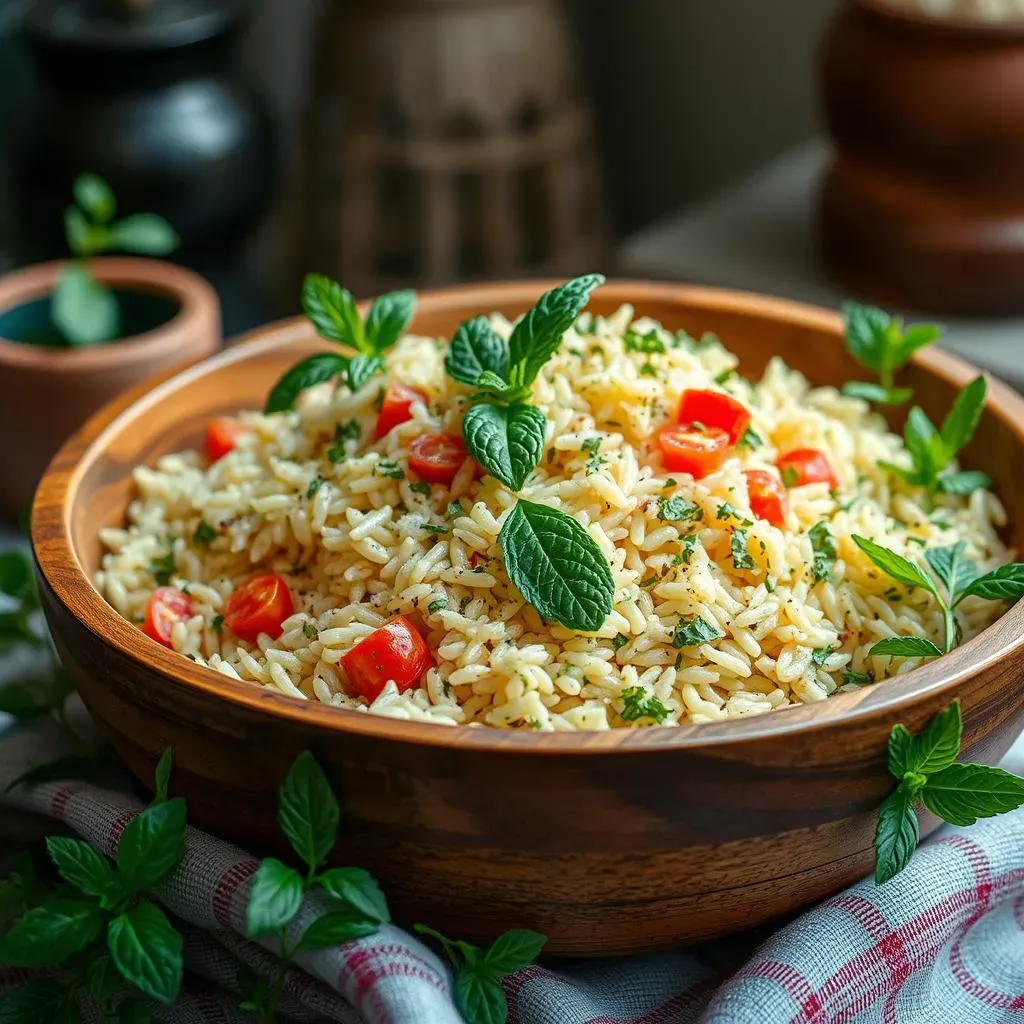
31;281;1024;955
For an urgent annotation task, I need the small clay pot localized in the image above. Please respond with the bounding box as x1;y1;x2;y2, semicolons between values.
0;257;220;520
819;0;1024;315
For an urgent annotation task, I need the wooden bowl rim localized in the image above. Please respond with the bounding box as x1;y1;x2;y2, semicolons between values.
32;279;1024;754
852;0;1024;36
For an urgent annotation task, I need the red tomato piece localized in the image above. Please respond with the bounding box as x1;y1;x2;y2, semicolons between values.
376;383;428;439
340;615;433;701
657;424;731;478
224;574;294;643
743;469;789;527
408;432;468;485
677;389;751;444
205;418;245;462
775;448;839;489
143;587;193;648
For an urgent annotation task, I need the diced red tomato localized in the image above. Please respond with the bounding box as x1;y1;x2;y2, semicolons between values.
677;389;751;444
743;469;789;527
375;383;428;439
143;587;193;648
657;424;731;478
408;432;468;485
775;448;839;489
224;574;294;643
340;615;433;701
205;418;244;462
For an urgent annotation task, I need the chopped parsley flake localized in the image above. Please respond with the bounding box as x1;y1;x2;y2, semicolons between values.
716;502;753;527
658;495;703;523
663;478;677;488
737;426;763;449
427;598;448;614
639;362;658;378
447;500;464;518
731;529;755;570
842;668;874;686
811;646;834;667
713;369;733;385
624;328;666;355
303;622;318;640
306;475;326;499
410;481;432;496
809;522;837;582
674;534;701;566
581;436;605;473
639;575;659;589
671;614;725;649
327;419;361;463
612;632;630;650
211;614;224;634
765;576;776;593
149;552;176;586
376;460;404;479
193;521;217;546
421;523;449;535
619;686;671;723
781;465;799;487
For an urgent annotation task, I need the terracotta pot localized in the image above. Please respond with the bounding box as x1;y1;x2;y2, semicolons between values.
819;0;1024;315
0;257;220;520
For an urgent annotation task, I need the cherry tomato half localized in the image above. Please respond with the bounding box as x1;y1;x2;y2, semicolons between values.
677;389;751;445
657;424;731;478
408;432;468;485
205;418;245;463
743;469;789;528
224;574;294;643
376;383;428;439
775;448;839;489
340;615;433;701
143;587;193;648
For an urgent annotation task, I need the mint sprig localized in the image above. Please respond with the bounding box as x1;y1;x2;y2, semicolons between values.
874;701;1024;883
265;275;416;412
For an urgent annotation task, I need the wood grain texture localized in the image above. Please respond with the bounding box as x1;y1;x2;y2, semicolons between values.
31;280;1024;955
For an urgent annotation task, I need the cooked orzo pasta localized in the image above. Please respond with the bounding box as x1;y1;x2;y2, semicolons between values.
95;288;1014;731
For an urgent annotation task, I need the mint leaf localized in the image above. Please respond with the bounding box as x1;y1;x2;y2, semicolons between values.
463;402;545;492
903;406;947;484
624;328;665;354
908;701;962;775
841;381;914;405
619;686;671;723
302;274;364;349
887;724;915;779
318;867;389;924
809;522;836;582
46;837;118;903
108;214;179;256
346;354;384;392
454;972;508;1024
658;496;702;523
0;898;103;965
299;907;378;949
920;762;1024;826
364;290;415;352
244;858;304;936
507;275;604;389
86;953;121;1005
52;262;120;345
116;798;187;893
925;542;978;601
939;375;986;457
868;636;942;658
937;470;992;495
956;563;1024;604
874;784;919;884
446;316;510;387
482;929;546;975
278;750;339;872
731;529;754;570
499;500;614;631
107;900;183;1004
74;173;116;223
265;352;348;413
153;748;172;803
670;614;724;649
64;205;92;257
852;535;938;595
842;302;890;374
892;323;943;366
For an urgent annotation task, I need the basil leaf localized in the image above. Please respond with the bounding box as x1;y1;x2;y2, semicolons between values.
842;302;890;374
364;290;415;352
939;375;986;456
52;263;120;345
463;402;546;492
937;470;992;495
868;636;942;658
852;535;938;595
873;784;920;885
887;724;915;779
499;500;614;631
107;900;183;1005
46;837;118;902
925;542;978;601
278;750;339;871
670;615;725;649
244;858;304;937
507;274;604;388
482;929;546;975
153;748;172;804
302;274;365;349
956;563;1024;604
841;381;914;405
86;953;121;1005
446;316;510;387
892;323;943;367
74;173;116;223
907;701;962;776
809;522;836;582
0;898;103;965
731;529;755;570
299;907;379;949
318;867;389;924
346;354;385;393
920;762;1024;826
116;798;187;893
879;460;924;488
108;214;179;256
454;970;508;1024
265;352;348;413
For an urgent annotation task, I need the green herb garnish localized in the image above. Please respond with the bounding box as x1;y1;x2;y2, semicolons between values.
302;623;318;640
327;419;361;463
410;481;432;496
211;615;223;634
421;523;449;535
659;495;703;523
306;476;325;499
716;502;752;527
149;552;176;587
376;460;405;480
612;633;630;650
624;328;665;354
671;615;724;649
809;522;836;582
427;599;447;614
619;686;671;723
737;425;762;449
811;646;834;667
731;529;755;570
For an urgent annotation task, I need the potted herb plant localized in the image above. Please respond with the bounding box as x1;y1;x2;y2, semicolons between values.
0;174;221;520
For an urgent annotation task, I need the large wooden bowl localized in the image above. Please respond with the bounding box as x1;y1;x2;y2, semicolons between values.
31;282;1024;955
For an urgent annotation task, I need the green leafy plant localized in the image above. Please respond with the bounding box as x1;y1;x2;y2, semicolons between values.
852;536;1024;658
874;702;1024;883
53;173;179;347
840;302;942;405
265;275;415;412
0;749;185;1019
